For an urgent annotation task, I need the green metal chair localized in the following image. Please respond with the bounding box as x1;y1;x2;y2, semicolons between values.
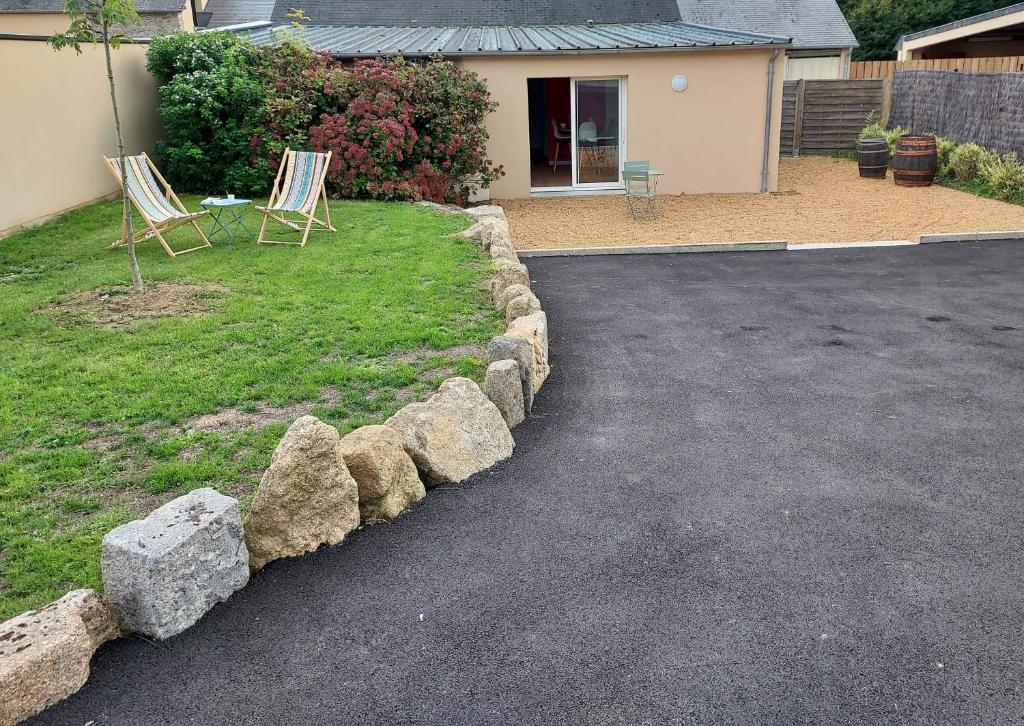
624;164;657;220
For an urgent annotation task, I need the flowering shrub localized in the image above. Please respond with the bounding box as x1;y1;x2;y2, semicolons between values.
309;58;502;205
149;36;501;202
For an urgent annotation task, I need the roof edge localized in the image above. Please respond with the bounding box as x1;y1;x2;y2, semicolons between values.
895;1;1024;50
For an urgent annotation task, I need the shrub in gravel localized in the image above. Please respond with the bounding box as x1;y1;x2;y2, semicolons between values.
978;152;1024;202
948;143;996;183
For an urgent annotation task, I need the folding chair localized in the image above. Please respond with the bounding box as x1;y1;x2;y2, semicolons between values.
256;149;336;247
624;168;658;221
103;153;212;258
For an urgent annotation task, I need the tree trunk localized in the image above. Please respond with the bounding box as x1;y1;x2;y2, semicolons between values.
103;20;143;293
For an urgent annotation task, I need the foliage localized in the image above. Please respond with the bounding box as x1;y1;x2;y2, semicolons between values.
310;57;502;205
978;152;1024;201
934;135;958;180
947;142;996;182
839;0;1023;61
251;39;351;173
0;196;503;620
146;30;259;83
858;116;910;156
149;37;500;202
149;33;269;195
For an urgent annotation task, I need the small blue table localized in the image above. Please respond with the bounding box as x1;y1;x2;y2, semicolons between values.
200;197;253;248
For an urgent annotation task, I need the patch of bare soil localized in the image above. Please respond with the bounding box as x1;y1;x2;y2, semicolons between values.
501;157;1024;249
183;401;315;435
48;283;229;329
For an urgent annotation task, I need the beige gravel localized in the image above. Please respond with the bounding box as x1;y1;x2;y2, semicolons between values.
500;157;1024;250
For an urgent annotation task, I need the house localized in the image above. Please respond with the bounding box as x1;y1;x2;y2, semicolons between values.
205;0;793;198
674;0;858;79
895;2;1024;61
0;0;208;34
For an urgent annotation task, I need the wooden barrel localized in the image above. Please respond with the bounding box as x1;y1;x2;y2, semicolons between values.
893;135;938;187
857;137;888;179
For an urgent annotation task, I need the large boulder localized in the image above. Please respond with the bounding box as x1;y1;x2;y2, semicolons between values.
484;360;526;429
457;217;507;251
490;261;531;304
339;425;426;522
0;590;119;726
505;291;542;323
506;311;550;394
490;238;520;266
495;283;532;312
244;416;360;571
488;334;536;414
102;488;249;640
386;377;514;486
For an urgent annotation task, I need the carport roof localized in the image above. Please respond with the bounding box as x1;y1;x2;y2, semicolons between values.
238;21;791;57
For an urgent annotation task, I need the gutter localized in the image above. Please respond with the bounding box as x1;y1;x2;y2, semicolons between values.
760;48;780;193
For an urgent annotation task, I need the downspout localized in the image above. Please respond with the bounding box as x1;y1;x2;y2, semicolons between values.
760;48;781;193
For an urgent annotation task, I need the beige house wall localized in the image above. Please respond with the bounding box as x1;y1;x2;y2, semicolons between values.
898;9;1024;60
463;49;785;199
0;39;163;238
0;6;190;36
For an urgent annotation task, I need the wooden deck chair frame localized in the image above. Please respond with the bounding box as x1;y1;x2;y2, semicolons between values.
257;149;336;247
103;152;212;258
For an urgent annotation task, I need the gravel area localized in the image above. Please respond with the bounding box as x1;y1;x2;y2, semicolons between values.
501;157;1024;249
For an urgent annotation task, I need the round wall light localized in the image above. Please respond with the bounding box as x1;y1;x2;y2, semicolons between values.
671;74;688;92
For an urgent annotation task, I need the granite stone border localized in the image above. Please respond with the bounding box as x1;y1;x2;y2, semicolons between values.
0;201;552;725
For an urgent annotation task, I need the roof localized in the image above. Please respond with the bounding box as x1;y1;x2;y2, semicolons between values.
264;0;683;27
240;20;790;57
674;0;857;50
0;0;184;11
895;2;1024;50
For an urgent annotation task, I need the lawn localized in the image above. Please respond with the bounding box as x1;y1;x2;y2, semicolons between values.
0;198;503;621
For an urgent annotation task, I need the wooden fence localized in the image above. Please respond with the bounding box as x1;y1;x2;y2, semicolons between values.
780;79;886;156
889;70;1024;156
850;56;1024;80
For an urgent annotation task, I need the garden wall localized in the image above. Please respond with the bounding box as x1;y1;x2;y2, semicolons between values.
889;70;1024;157
780;79;886;156
0;38;163;239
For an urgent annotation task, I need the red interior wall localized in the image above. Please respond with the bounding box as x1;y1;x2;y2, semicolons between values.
546;78;570;164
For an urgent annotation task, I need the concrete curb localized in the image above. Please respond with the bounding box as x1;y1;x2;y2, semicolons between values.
919;230;1024;244
518;241;787;258
788;240;917;250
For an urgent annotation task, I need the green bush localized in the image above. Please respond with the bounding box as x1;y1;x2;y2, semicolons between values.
858;119;909;157
149;33;269;195
978;152;1024;202
947;143;996;183
935;136;958;181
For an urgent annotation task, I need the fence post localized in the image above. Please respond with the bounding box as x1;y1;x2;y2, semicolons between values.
793;79;806;157
881;77;893;125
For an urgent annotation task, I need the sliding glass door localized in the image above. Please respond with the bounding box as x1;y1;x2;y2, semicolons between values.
572;78;623;188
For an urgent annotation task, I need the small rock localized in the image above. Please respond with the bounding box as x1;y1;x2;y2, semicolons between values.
244;416;360;571
505;291;542;323
506;311;550;394
386;377;514;486
488;334;536;414
0;590;119;726
102;488;248;640
495;283;532;312
484;360;526;428
465;205;507;222
339;425;426;522
490;261;531;303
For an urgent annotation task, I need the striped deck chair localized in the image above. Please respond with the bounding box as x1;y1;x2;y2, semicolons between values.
103;153;212;258
257;148;336;247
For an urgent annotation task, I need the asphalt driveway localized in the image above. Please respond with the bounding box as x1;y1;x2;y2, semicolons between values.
35;241;1024;725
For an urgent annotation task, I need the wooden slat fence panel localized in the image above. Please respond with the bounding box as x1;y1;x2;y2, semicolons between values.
850;56;1024;80
780;79;886;156
889;70;1024;156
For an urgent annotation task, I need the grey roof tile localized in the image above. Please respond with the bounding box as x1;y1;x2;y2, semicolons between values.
241;20;790;56
675;0;857;50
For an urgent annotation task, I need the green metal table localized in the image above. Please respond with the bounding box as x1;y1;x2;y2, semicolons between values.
200;197;253;248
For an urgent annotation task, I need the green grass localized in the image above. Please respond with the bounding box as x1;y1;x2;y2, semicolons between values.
0;197;503;620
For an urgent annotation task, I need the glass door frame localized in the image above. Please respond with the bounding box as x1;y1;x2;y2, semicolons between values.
570;76;627;191
529;75;627;194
